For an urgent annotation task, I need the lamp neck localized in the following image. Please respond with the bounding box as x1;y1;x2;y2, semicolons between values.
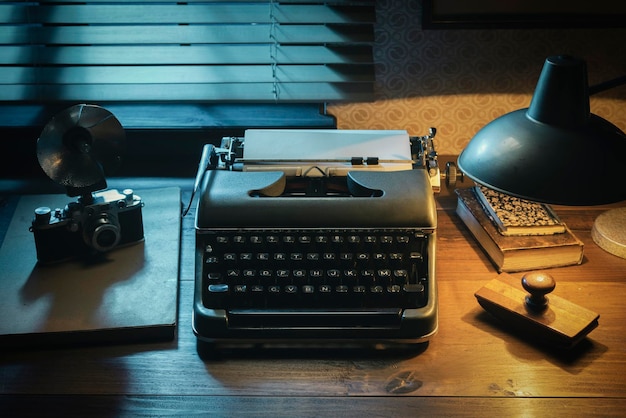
527;55;590;127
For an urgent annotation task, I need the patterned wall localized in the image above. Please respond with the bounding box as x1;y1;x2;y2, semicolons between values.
328;0;626;155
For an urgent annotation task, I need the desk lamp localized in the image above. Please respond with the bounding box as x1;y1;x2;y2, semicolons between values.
457;55;626;258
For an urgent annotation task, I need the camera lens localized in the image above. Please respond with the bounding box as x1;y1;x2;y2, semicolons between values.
89;216;121;252
94;225;119;250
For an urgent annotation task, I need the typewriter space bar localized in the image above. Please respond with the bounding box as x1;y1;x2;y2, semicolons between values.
227;309;402;329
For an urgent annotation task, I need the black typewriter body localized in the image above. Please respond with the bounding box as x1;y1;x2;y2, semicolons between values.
192;168;438;345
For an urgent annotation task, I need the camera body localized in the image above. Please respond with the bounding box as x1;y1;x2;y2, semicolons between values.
31;189;144;264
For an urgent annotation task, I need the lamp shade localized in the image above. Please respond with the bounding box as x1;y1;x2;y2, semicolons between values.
457;55;626;205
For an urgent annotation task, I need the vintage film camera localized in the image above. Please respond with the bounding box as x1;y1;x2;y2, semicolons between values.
30;104;144;264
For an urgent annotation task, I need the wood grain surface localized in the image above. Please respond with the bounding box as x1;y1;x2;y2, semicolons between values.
2;175;626;417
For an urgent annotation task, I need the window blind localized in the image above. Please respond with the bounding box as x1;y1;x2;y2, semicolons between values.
0;0;375;103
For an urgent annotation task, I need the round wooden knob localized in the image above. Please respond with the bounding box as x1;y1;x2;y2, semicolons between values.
521;272;556;312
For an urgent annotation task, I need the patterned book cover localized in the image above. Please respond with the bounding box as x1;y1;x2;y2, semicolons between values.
475;185;566;236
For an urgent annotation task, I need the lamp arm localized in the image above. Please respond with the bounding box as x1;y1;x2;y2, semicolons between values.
589;75;626;95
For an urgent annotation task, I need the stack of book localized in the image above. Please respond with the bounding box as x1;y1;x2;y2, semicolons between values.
455;186;584;273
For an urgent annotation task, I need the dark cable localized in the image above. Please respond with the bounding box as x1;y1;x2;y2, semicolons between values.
589;75;626;95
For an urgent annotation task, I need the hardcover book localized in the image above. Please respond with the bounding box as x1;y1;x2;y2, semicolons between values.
475;185;566;236
455;188;583;273
0;187;181;347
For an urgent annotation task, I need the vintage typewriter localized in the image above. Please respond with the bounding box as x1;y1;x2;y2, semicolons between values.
191;129;439;347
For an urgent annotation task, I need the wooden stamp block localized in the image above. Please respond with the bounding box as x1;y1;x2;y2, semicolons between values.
474;272;599;348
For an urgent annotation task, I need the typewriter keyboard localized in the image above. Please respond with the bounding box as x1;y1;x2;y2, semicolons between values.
200;229;431;310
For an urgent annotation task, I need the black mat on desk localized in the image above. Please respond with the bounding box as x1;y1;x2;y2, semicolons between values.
0;187;181;348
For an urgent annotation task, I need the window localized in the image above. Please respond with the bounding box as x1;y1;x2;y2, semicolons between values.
0;0;375;128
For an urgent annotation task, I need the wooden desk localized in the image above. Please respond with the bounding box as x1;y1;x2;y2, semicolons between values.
2;178;626;417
